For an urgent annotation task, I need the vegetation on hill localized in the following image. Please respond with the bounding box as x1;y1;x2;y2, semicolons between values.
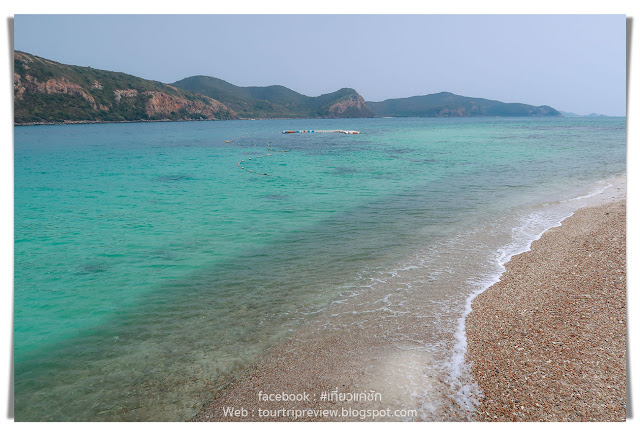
172;76;373;119
366;92;561;117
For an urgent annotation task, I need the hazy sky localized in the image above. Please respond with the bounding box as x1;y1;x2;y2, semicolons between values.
14;14;627;116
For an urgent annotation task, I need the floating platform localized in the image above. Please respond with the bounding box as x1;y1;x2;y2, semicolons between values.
282;130;360;134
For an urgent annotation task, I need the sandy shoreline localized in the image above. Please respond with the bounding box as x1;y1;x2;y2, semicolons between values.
466;196;626;421
192;180;627;422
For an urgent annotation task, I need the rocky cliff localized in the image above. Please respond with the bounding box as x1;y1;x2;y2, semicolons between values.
14;51;236;124
326;93;371;118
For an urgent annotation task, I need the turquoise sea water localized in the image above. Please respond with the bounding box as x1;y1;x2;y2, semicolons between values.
14;117;626;421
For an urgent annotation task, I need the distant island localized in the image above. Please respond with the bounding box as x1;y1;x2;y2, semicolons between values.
560;111;609;118
14;51;561;125
366;93;560;117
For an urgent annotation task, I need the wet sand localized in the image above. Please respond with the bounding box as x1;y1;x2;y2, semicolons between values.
192;276;467;422
466;198;626;421
190;238;485;421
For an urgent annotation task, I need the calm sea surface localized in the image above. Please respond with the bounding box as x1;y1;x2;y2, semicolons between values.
14;117;626;420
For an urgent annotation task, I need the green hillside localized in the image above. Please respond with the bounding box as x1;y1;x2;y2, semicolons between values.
172;76;373;119
366;92;561;117
14;51;235;124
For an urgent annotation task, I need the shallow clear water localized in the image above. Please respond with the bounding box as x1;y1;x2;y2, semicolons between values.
14;117;626;421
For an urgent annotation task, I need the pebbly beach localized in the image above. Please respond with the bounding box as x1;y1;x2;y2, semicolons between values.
466;190;626;421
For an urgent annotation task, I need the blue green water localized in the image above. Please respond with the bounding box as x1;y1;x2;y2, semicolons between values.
14;117;626;421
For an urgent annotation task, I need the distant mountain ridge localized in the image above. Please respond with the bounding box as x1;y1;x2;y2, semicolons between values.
171;76;372;119
14;51;563;125
366;92;560;118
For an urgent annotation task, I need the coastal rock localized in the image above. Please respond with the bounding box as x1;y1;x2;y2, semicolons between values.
15;73;98;110
143;91;236;119
113;89;138;101
327;94;373;118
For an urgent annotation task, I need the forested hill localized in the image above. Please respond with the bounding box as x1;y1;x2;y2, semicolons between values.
366;92;561;117
14;51;236;124
172;75;373;119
